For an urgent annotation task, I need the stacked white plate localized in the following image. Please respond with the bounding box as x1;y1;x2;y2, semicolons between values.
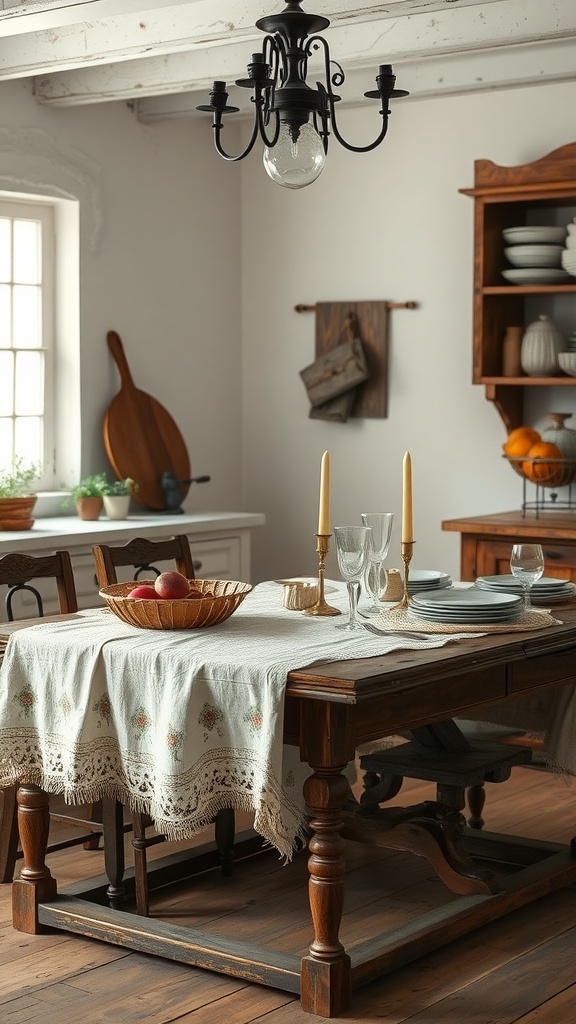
408;589;523;624
564;331;576;352
502;226;570;285
407;568;453;595
562;218;576;277
475;575;576;605
561;249;576;278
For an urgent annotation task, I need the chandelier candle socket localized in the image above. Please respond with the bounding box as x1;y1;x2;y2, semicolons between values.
195;0;408;189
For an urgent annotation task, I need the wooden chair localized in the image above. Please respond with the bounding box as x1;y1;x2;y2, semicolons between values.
93;535;235;916
93;534;195;589
359;719;533;837
0;550;104;883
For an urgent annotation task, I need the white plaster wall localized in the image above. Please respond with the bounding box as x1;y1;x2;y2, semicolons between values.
241;80;576;584
0;79;243;514
4;74;576;584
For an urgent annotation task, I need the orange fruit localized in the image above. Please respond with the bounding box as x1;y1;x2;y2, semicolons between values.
504;435;538;459
502;426;541;455
522;441;564;484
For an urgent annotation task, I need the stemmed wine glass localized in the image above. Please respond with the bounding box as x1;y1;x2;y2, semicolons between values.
510;543;544;610
333;526;372;630
361;512;394;614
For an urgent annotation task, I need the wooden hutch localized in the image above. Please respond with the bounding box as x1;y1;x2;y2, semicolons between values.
442;143;576;579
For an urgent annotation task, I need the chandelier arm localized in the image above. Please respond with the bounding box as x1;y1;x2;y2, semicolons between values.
212;100;263;163
257;105;282;149
307;33;392;154
329;106;391;154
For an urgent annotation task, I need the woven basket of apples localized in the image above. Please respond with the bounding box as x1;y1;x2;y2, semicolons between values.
99;571;252;630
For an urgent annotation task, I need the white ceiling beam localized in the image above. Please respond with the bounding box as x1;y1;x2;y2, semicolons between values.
0;0;521;78
32;0;576;106
0;0;210;36
135;38;576;122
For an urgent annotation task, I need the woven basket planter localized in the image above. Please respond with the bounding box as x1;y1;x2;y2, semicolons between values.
0;495;37;531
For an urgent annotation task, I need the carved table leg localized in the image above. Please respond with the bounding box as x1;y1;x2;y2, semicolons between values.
301;767;352;1017
12;784;57;933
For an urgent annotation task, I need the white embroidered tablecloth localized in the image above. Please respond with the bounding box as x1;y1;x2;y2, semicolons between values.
0;580;474;860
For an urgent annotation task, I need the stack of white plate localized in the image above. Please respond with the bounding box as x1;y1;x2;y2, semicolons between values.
475;575;576;605
561;219;576;278
502;226;571;285
564;331;576;352
409;589;523;624
407;569;453;595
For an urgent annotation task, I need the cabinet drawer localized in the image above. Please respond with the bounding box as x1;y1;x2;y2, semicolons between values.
509;650;576;694
475;538;576;583
538;543;576;573
189;536;241;580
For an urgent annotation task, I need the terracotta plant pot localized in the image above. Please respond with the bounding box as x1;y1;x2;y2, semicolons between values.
75;497;103;521
0;495;37;531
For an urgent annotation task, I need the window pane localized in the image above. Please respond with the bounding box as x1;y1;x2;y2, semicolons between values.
0;284;11;347
0;350;14;415
15;350;43;415
0;418;13;469
14;416;42;466
13;219;41;285
13;285;41;348
0;219;11;283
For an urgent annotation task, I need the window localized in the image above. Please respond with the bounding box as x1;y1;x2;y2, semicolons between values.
0;199;55;481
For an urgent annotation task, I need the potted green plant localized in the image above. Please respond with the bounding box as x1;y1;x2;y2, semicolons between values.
68;473;108;521
102;477;138;520
0;457;41;531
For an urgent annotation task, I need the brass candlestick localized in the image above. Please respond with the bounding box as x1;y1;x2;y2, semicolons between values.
304;533;341;616
394;540;415;610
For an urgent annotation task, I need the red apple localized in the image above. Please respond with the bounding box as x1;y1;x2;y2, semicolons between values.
127;585;158;600
154;571;191;600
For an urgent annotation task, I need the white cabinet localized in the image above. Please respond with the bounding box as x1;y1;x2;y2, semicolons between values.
0;512;265;618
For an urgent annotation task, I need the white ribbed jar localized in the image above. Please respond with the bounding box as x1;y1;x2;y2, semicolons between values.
520;315;564;376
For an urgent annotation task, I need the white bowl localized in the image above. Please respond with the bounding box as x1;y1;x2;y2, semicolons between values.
502;268;572;285
503;226;567;246
558;352;576;377
504;244;563;268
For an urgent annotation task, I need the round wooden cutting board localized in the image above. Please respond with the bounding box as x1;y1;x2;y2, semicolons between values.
103;331;191;510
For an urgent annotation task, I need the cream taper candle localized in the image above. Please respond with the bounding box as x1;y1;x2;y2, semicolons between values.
402;451;413;543
318;451;330;534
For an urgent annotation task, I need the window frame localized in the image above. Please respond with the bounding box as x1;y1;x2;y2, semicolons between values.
0;197;56;489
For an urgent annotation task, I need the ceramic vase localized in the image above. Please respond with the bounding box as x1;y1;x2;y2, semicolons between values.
520;315;564;377
502;326;523;376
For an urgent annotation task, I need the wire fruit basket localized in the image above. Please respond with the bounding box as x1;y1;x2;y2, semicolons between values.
505;454;576;488
504;455;576;516
99;578;252;630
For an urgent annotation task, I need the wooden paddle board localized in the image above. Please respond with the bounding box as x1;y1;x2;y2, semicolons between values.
103;331;191;510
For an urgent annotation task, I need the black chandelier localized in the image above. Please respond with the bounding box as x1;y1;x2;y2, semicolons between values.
196;0;408;190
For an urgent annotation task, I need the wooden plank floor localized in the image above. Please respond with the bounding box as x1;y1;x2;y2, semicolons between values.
2;768;576;1022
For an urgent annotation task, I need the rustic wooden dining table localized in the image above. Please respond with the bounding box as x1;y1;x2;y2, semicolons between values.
3;600;576;1018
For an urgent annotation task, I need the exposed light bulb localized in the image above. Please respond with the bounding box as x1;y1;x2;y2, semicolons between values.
263;121;326;189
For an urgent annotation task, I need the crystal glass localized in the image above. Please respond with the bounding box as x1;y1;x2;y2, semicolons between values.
361;512;394;614
333;526;372;630
510;543;544;610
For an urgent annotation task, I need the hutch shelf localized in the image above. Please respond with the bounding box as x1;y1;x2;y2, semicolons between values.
460;141;576;433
